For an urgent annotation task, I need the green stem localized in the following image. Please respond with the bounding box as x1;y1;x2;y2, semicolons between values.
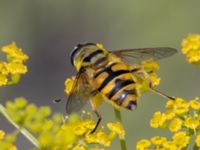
114;108;127;150
0;104;40;148
193;143;199;150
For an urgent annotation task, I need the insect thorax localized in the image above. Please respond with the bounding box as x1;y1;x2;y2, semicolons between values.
71;43;109;71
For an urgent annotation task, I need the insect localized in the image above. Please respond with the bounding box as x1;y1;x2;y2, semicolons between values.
66;43;177;133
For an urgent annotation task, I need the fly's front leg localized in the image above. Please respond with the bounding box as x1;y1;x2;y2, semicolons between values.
131;68;175;100
90;100;102;134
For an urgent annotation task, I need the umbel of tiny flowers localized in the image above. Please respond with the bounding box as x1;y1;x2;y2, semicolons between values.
1;98;125;150
0;129;18;150
137;97;200;150
0;42;28;86
136;33;200;150
182;33;200;67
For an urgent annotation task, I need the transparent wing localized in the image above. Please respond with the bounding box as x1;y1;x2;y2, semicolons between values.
110;47;177;65
66;70;93;115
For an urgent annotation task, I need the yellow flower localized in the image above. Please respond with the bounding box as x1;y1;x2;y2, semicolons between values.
0;130;5;140
64;77;75;94
195;134;200;147
0;42;28;86
91;146;105;150
136;139;151;150
182;34;200;64
184;117;200;130
0;74;8;86
150;111;166;128
168;118;182;132
171;98;189;115
74;119;96;135
0;62;9;75
149;73;160;86
38;132;53;148
85;130;111;147
72;145;87;150
56;124;77;148
172;131;190;148
150;136;167;145
6;62;27;74
162;141;177;150
164;110;175;120
165;99;175;109
1;42;29;62
189;100;200;110
107;122;125;139
8;145;17;150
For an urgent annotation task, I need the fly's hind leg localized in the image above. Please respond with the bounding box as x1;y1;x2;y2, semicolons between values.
90;100;102;134
131;68;175;100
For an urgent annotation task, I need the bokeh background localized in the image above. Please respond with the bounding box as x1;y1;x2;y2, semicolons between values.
0;0;200;149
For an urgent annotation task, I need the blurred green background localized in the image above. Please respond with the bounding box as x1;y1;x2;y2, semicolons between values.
0;0;200;149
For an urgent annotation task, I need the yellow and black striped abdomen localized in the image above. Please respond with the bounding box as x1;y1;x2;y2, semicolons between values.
93;62;139;110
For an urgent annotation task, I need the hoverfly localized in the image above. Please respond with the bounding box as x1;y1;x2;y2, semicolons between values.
66;43;177;133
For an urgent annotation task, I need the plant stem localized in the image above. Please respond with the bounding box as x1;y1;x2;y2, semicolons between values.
193;143;199;150
114;108;127;150
0;104;40;148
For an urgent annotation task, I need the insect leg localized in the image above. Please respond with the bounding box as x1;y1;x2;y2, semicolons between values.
132;68;175;100
90;100;102;134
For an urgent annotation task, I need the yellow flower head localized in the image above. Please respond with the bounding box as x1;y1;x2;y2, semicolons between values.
0;42;29;86
182;34;200;65
136;139;151;150
162;141;177;150
150;111;166;128
72;145;87;150
74;119;96;135
6;62;27;74
91;146;105;150
172;131;190;148
184;117;200;130
195;134;200;147
164;110;176;120
107;122;125;139
149;73;160;86
85;130;111;147
64;76;75;94
0;130;5;140
8;145;17;150
136;61;160;93
0;74;8;86
1;42;29;62
168;118;182;132
166;98;189;115
189;100;200;110
150;136;167;145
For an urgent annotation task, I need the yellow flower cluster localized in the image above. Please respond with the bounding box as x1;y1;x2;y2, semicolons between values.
3;98;125;150
41;114;125;150
182;33;200;65
135;60;160;93
0;130;17;150
137;132;190;150
0;42;28;86
0;130;5;140
137;97;200;149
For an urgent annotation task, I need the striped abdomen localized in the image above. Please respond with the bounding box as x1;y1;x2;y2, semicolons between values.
93;62;139;110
